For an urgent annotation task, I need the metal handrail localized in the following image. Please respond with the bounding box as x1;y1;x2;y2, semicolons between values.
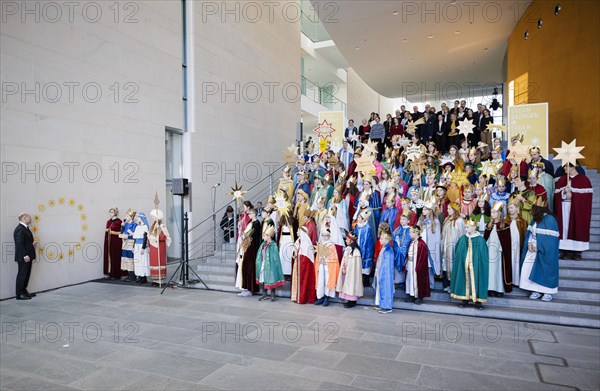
184;163;289;267
188;163;287;233
301;76;347;116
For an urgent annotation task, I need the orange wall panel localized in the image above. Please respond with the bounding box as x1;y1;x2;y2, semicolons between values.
507;0;600;169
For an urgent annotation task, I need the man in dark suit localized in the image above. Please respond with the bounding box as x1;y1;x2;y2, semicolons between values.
14;213;37;300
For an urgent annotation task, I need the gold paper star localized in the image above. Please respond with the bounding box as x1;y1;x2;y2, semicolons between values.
58;197;65;205
480;161;502;177
37;203;46;212
355;153;375;175
362;139;379;157
457;118;476;139
229;181;247;200
405;145;422;162
48;199;56;207
553;139;585;167
486;124;508;133
275;191;292;218
283;143;298;163
405;117;425;134
507;142;531;163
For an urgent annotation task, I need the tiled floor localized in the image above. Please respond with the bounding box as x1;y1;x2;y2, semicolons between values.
1;282;599;390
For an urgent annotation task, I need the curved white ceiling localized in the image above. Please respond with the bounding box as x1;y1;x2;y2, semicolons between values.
313;0;531;100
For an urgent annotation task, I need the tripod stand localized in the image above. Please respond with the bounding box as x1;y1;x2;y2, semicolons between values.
161;201;208;294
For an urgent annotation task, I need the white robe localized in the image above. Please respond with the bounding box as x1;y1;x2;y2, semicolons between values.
487;226;505;293
133;225;150;277
520;224;558;294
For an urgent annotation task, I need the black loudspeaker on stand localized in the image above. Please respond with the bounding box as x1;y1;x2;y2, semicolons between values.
161;178;208;294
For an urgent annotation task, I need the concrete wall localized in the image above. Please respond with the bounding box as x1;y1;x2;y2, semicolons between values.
0;0;301;299
347;68;379;123
188;0;300;222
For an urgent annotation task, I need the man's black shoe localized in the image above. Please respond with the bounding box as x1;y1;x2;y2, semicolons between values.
16;294;31;300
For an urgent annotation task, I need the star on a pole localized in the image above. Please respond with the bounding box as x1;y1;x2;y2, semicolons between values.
457;118;476;139
313;119;336;139
229;181;247;200
480;160;502;177
283;143;298;163
405;118;425;134
348;132;359;143
486;124;508;133
355;153;375;175
507;142;531;163
405;145;422;162
362;139;379;157
553;139;585;167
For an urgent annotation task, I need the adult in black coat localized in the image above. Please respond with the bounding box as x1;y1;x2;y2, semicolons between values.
434;114;449;154
14;213;37;300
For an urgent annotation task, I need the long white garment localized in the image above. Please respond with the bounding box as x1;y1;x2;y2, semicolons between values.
487;226;505;293
279;226;294;275
477;215;487;234
133;225;149;277
333;199;349;233
509;220;520;286
560;201;589;251
316;261;335;299
520;223;558;294
235;250;244;290
405;241;418;297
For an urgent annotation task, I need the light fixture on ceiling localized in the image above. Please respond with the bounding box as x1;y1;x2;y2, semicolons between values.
411;58;415;61
428;35;434;39
490;87;503;111
524;30;529;40
554;4;561;15
484;47;489;51
402;38;408;43
355;47;360;50
392;10;399;16
454;30;461;35
537;18;543;29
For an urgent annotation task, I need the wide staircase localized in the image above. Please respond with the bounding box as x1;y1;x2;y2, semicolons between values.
188;167;600;328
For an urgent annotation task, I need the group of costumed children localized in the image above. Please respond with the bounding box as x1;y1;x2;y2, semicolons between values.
230;133;592;313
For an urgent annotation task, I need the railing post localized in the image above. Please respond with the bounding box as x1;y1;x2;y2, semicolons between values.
269;173;274;196
233;200;238;245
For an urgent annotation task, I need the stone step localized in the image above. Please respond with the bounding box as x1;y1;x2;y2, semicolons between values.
201;254;237;265
199;272;236;284
580;250;600;260
560;259;600;269
560;267;600;279
560;277;600;290
191;281;600;328
197;263;237;274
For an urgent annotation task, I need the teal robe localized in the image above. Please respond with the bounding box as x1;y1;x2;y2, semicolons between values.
450;233;489;303
255;241;286;290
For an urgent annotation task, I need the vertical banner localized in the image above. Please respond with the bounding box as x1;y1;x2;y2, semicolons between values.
508;103;549;156
315;111;345;152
